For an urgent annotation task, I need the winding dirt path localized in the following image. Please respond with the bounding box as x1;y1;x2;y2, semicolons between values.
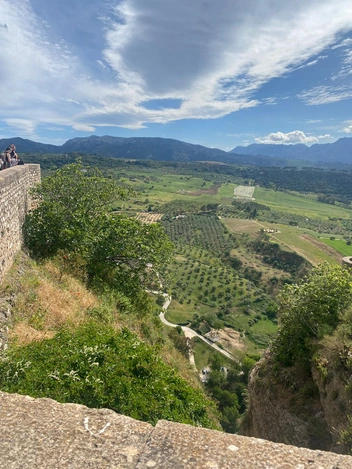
158;294;237;365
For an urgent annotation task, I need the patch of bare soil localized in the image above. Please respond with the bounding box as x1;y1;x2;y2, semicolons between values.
300;234;342;263
216;327;245;352
188;184;221;196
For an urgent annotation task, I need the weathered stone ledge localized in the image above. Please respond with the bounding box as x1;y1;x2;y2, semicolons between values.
0;391;351;468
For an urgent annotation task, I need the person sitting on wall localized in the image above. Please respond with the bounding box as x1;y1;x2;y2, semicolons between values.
8;144;18;167
1;144;18;169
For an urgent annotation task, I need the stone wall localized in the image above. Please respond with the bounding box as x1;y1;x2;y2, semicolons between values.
0;165;41;284
343;256;352;268
1;391;351;468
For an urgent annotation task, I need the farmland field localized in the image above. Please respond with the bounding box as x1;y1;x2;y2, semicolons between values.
162;215;280;351
234;185;255;198
254;187;352;221
223;218;340;265
112;168;237;212
135;212;163;223
320;238;352;256
110;163;352;355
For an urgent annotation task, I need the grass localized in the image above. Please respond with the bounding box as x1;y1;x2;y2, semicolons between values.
254;187;352;221
192;338;231;370
164;238;277;352
223;218;340;266
320;238;352;256
111;167;237;212
1;251;206;393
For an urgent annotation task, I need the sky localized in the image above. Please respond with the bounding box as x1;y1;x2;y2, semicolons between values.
1;1;352;151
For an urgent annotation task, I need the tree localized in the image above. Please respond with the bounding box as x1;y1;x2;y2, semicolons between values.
23;160;129;258
272;264;352;366
23;161;173;297
87;216;173;294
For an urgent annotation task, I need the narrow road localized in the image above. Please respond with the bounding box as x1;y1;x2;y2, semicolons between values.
158;294;237;363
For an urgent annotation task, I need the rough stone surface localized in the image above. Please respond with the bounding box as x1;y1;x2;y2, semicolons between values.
0;391;153;468
138;420;352;468
0;165;41;285
342;256;352;268
1;391;352;468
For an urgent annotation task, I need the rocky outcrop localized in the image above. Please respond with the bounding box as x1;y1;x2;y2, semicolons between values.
1;391;352;468
244;350;352;453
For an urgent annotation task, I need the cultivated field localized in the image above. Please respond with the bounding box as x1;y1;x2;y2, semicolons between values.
111;167;238;212
233;185;255;198
320;238;352;256
255;187;352;221
135;212;163;224
223;218;341;266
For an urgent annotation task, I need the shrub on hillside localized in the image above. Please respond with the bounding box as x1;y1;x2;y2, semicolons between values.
272;264;352;366
0;321;217;428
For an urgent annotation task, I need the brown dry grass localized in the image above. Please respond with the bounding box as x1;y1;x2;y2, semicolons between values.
10;324;55;346
3;255;100;345
37;276;97;329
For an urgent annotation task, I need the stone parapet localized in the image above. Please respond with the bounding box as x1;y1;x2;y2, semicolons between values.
0;391;351;468
343;256;352;268
0;165;41;284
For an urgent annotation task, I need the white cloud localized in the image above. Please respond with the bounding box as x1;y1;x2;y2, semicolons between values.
255;130;319;144
341;121;352;133
331;37;352;49
72;124;96;132
298;85;352;105
331;49;352;80
2;0;352;133
317;134;332;139
5;118;38;138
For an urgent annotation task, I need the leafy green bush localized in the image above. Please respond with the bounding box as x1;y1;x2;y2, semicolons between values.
23;161;173;298
0;322;216;428
272;264;352;366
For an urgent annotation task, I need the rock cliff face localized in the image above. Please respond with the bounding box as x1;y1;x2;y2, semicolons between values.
243;350;351;454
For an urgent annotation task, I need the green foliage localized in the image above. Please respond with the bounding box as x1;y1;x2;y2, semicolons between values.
0;322;216;428
162;214;238;257
23;161;173;298
272;264;352;366
250;232;307;274
204;356;258;433
86;216;173;295
340;415;352;454
24;160;129;258
168;328;189;358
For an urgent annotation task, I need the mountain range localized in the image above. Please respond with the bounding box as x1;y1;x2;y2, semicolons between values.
232;138;352;164
1;135;352;166
0;136;289;166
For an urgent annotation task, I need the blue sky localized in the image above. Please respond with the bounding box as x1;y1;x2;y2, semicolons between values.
1;1;352;150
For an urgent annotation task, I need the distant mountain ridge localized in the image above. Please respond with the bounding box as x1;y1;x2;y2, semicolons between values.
232;138;352;164
0;135;289;166
2;135;352;165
